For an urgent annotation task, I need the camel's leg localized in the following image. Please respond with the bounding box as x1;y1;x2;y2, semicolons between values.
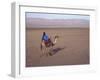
40;48;45;57
46;46;52;56
41;47;46;56
40;42;46;57
45;47;49;56
48;46;53;56
41;46;49;57
46;47;52;57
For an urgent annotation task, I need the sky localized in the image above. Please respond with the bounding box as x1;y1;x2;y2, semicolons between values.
26;12;90;20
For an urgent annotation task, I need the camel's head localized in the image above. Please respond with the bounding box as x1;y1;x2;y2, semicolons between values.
54;35;59;39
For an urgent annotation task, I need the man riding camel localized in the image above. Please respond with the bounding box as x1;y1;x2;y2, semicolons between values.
41;32;54;47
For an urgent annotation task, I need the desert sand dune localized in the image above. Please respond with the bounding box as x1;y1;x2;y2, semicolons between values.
26;28;89;67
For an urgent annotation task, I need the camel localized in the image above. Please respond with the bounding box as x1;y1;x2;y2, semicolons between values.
40;35;59;57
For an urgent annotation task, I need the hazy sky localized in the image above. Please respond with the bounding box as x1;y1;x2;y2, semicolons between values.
26;12;90;20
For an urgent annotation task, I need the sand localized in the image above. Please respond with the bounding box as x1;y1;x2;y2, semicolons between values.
26;28;89;67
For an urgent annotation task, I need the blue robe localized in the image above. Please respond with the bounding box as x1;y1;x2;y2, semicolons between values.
42;34;49;41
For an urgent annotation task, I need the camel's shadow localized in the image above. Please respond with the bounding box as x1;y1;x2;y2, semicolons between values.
49;47;66;56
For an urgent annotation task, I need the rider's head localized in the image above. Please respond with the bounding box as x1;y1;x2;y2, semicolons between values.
43;32;46;36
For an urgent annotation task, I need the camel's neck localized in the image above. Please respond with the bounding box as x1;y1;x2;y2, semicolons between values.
53;38;57;44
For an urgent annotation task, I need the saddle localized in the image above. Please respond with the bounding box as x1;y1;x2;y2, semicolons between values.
44;39;54;47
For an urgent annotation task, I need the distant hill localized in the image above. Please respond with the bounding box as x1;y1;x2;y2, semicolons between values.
26;18;89;28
